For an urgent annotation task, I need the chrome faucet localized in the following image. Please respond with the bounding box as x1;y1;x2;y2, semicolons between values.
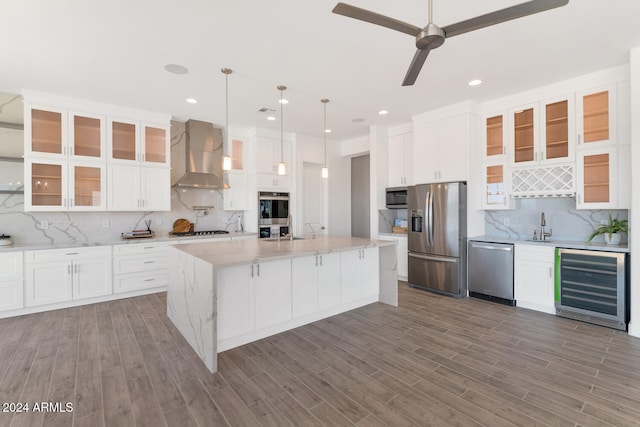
305;222;317;239
540;212;552;241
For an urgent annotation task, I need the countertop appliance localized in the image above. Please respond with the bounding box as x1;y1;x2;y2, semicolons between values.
468;241;514;305
556;248;629;330
0;234;12;246
258;191;290;239
407;182;466;297
385;187;408;209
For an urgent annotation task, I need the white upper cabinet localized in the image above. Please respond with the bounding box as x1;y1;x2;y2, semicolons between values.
576;85;617;148
255;137;292;175
413;112;470;184
107;119;169;167
510;96;574;167
482;113;507;160
387;130;412;186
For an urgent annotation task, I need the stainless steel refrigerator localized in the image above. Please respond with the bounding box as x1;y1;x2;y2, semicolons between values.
408;182;467;297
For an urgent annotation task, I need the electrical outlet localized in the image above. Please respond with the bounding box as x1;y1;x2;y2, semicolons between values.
102;219;110;228
503;218;510;226
39;220;48;230
155;217;162;226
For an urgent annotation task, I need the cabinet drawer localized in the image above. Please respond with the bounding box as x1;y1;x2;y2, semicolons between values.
114;270;168;293
0;252;23;281
25;246;111;263
113;255;168;274
113;242;171;256
515;244;554;263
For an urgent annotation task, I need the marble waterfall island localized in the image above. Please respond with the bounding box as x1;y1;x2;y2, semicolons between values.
167;236;397;372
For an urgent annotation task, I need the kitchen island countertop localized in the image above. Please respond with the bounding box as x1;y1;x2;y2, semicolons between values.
176;235;395;269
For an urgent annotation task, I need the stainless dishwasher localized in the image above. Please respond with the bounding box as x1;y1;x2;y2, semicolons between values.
468;241;515;305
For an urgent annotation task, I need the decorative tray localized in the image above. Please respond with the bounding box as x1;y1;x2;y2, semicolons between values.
121;232;156;239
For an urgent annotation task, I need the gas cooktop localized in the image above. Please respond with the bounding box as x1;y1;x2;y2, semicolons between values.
170;230;230;237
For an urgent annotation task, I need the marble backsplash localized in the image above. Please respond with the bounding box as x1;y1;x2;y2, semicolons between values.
379;209;408;234
484;197;628;243
0;189;244;245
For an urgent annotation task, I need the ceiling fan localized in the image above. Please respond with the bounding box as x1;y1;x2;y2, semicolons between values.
332;0;569;86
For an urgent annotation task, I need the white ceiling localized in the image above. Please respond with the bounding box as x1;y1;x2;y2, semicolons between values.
2;0;640;141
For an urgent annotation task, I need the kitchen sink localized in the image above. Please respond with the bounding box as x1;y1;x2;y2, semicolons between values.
523;239;553;243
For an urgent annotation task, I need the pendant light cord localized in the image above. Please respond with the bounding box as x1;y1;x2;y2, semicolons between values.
280;89;284;160
323;102;327;165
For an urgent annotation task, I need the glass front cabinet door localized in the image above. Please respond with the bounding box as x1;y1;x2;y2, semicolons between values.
576;148;616;209
26;106;66;157
511;105;537;166
577;87;616;147
482;162;511;210
540;96;574;163
141;124;170;167
483;114;506;159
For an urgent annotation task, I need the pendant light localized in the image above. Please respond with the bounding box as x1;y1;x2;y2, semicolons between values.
277;85;287;175
321;99;329;178
221;68;232;171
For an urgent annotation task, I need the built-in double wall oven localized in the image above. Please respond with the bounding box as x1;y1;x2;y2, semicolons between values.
258;191;290;239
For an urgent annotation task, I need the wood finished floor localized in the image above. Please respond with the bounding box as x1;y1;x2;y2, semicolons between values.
2;282;640;427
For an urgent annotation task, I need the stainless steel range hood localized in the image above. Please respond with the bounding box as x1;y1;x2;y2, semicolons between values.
174;119;228;189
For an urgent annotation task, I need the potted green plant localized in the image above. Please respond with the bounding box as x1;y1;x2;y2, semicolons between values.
587;214;628;245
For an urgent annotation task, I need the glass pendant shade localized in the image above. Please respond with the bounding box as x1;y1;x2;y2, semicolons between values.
321;98;330;179
321;165;328;178
278;161;286;175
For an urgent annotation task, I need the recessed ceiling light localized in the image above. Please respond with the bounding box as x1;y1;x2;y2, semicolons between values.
279;99;289;104
378;110;388;115
468;79;482;86
352;118;366;123
186;98;198;104
325;129;332;133
164;64;189;75
267;116;276;121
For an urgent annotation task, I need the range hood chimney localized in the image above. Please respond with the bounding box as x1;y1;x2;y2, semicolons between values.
174;119;228;189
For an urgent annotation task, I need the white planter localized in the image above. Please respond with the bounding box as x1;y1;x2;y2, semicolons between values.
604;233;622;245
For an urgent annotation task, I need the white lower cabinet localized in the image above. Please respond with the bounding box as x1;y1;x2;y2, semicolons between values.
217;258;291;341
112;241;170;293
0;252;24;312
292;252;341;318
341;247;379;303
514;244;556;314
377;235;408;279
25;246;112;307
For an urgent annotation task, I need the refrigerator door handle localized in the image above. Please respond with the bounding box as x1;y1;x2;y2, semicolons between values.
427;190;434;246
424;191;430;246
409;252;457;263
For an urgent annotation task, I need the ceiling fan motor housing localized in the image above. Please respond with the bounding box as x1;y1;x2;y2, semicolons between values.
416;23;445;50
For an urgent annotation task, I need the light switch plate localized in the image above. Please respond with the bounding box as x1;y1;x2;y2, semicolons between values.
102;219;110;228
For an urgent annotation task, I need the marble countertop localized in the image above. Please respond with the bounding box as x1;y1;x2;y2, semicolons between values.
468;235;629;253
0;232;257;253
175;235;395;269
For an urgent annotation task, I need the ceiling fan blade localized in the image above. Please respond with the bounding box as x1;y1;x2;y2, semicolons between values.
332;2;422;36
442;0;569;38
402;49;431;86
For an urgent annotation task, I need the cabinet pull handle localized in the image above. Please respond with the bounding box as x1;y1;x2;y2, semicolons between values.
315;255;318;267
578;134;581;145
70;198;74;207
257;264;260;277
503;145;506;155
144;261;155;264
251;264;254;278
145;278;155;282
320;255;323;266
549;267;552;278
66;252;79;255
74;264;78;274
144;246;154;249
534;152;537;162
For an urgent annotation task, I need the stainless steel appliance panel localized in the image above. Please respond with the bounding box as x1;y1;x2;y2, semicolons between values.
430;182;465;258
407;182;467;297
468;241;514;304
408;252;460;295
258;192;290;226
408;185;428;255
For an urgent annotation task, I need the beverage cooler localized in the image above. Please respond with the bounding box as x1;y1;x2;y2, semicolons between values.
555;248;629;331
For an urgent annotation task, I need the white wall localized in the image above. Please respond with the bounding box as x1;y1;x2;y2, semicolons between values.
628;47;640;337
